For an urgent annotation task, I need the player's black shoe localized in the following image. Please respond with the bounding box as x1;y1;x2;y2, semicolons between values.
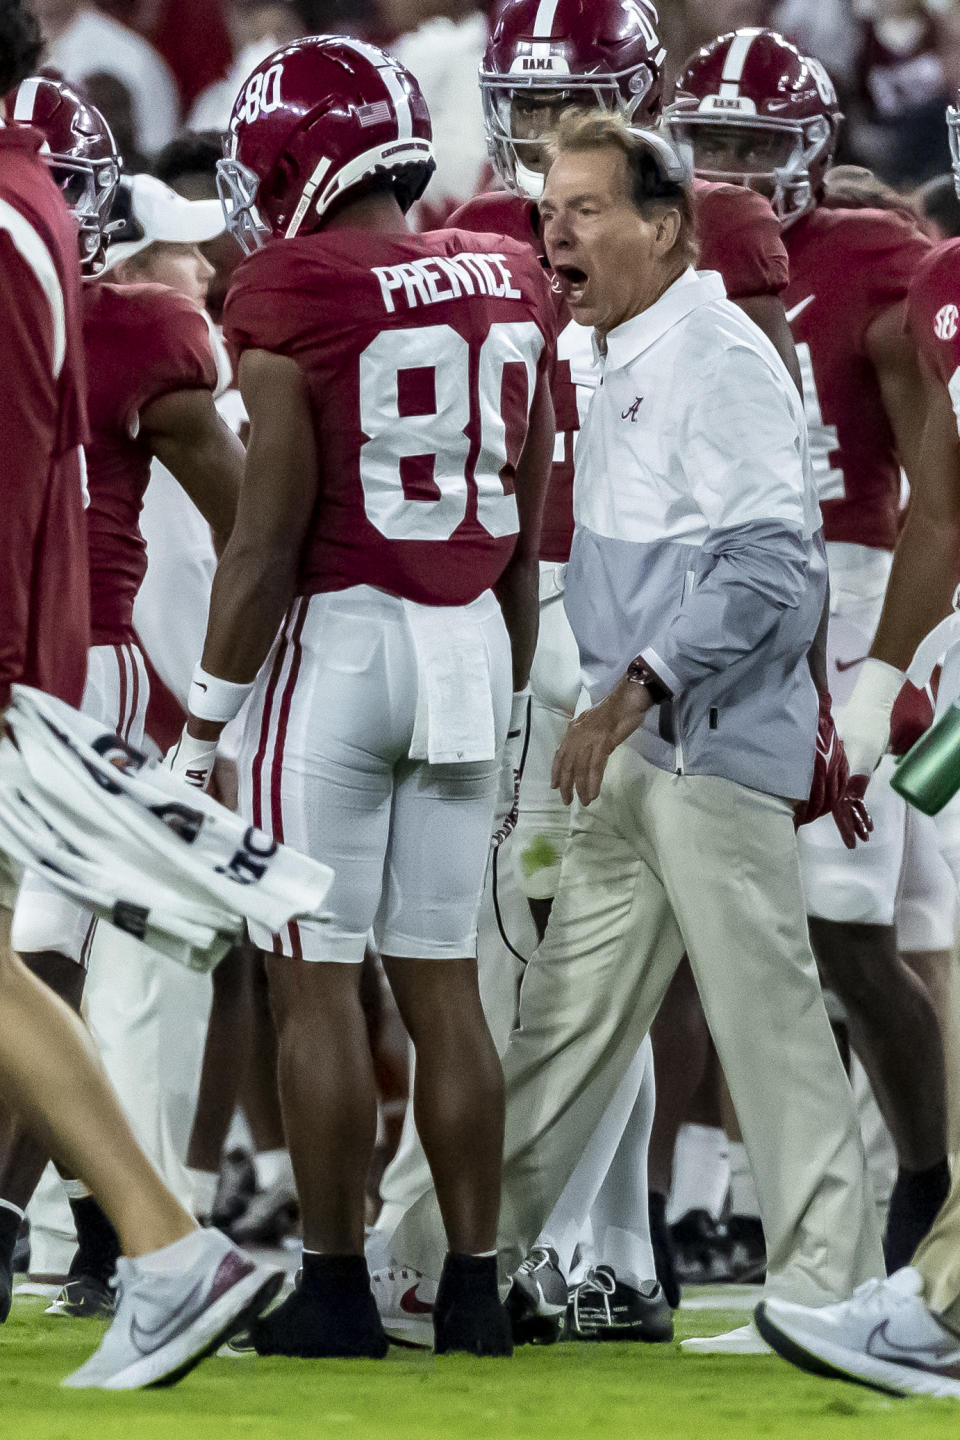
506;1245;568;1345
0;1206;22;1323
47;1271;116;1319
12;1218;30;1279
670;1209;734;1285
567;1266;673;1342
49;1196;121;1318
211;1147;258;1232
725;1214;767;1284
0;1252;12;1324
434;1253;512;1357
249;1255;388;1358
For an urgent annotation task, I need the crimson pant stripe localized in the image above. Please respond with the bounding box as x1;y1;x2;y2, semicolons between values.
270;600;307;960
251;606;295;834
125;643;140;742
115;644;128;736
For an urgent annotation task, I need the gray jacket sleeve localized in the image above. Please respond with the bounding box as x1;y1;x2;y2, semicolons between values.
639;520;811;696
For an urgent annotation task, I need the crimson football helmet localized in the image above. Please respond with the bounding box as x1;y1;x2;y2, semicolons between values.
481;0;667;199
217;35;436;255
12;76;121;274
666;28;842;226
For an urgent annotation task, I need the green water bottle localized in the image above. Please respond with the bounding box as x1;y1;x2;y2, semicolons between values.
891;701;960;815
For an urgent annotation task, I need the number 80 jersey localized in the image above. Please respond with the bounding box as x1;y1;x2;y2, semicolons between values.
223;226;556;605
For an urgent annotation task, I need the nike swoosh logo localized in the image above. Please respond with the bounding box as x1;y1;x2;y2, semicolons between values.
867;1319;960;1372
195;681;208;691
400;1284;434;1315
786;295;815;323
836;656;867;672
130;1277;208;1353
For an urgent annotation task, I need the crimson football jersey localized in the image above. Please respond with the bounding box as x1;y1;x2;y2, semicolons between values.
451;180;788;563
0;126;89;709
223;228;555;606
83;281;217;644
783;206;931;551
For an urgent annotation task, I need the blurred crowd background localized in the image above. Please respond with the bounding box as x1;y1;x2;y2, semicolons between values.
25;0;960;237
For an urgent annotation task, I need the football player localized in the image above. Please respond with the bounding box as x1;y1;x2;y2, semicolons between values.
372;0;856;1347
0;78;243;1319
168;35;554;1359
0;0;279;1387
667;26;951;1274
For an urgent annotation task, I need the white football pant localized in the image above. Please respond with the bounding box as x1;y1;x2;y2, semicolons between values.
238;586;510;964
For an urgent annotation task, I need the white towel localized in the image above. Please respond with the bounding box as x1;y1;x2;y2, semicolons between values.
907;612;960;717
404;595;498;764
0;686;335;971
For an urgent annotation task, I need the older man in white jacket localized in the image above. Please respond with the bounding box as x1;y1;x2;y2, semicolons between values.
377;113;883;1353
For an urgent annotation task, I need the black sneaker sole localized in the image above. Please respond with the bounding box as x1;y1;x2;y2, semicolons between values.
505;1284;565;1346
752;1302;890;1393
570;1322;674;1344
434;1311;514;1358
253;1331;389;1358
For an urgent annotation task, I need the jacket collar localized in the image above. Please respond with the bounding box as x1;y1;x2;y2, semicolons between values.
597;267;727;370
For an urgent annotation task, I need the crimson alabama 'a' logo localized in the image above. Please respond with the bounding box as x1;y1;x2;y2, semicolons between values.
621;396;643;422
934;304;959;341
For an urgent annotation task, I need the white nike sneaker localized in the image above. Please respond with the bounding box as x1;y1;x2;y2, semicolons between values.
63;1228;283;1389
681;1321;771;1355
755;1268;960;1399
370;1265;437;1348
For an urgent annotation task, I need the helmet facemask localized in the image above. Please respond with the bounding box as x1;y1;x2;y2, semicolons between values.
667;111;832;226
43;151;120;274
482;64;658;199
217;152;272;256
948;101;960;200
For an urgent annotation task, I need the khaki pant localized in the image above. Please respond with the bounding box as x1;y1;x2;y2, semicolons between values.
914;1174;960;1328
391;746;884;1305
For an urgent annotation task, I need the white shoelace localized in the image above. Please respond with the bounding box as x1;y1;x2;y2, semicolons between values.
571;1267;616;1328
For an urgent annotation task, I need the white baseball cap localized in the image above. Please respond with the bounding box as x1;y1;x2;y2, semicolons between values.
103;173;226;271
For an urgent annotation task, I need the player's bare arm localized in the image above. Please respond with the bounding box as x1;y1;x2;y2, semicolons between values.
138;386;244;554
833;300;938;773
734;293;803;394
493;368;554;690
188;349;318;744
866;300;929;491
870;361;960;670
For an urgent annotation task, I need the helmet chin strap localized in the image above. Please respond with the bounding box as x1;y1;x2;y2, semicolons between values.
515;159;545;200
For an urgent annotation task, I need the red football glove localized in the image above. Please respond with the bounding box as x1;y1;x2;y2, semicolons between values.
832;772;873;851
795;691;873;849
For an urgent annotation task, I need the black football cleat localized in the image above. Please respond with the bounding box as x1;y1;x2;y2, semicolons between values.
506;1246;568;1345
567;1266;673;1343
434;1253;512;1357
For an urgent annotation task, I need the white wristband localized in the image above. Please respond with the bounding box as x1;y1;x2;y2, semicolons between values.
837;657;906;776
846;658;905;718
509;688;531;736
188;664;255;724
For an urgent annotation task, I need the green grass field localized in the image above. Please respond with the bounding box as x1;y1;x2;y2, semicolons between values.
3;1291;958;1440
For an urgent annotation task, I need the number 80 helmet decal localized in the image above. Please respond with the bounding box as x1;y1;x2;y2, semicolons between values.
218;35;436;254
